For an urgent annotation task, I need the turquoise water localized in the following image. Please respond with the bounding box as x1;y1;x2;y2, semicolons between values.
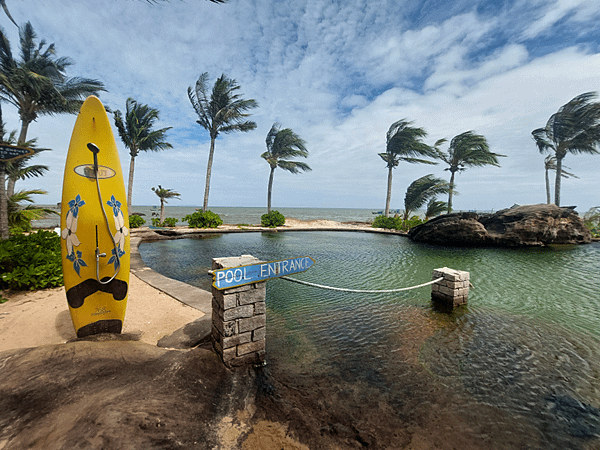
140;232;600;448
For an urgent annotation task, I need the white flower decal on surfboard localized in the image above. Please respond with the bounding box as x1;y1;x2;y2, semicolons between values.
106;195;128;269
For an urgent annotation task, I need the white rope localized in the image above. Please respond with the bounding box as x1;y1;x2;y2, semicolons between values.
280;276;444;293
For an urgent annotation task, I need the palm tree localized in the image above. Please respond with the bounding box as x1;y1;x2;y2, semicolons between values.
0;113;48;238
188;72;258;212
3;131;48;198
261;123;310;213
0;22;105;146
403;174;451;221
436;131;503;213
532;92;600;206
543;155;577;204
378;119;439;217
5;152;48;198
151;185;180;224
0;113;8;239
425;198;448;221
7;188;56;233
113;98;172;212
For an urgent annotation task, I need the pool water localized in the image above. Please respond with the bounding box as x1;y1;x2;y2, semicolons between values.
140;232;600;448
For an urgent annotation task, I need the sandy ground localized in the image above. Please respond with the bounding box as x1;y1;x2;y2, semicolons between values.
0;218;376;353
0;273;205;353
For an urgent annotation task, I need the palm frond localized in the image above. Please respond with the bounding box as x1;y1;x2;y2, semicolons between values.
0;0;18;27
189;72;258;139
262;122;310;173
152;185;181;203
113;97;172;156
425;198;448;220
404;174;451;217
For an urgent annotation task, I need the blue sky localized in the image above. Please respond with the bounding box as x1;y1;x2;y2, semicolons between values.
4;0;600;213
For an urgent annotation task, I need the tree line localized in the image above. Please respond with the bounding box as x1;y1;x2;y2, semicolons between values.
1;19;599;240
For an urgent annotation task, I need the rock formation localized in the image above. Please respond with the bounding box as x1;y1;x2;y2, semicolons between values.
408;204;592;247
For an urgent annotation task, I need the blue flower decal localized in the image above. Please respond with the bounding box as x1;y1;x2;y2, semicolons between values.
66;250;87;276
68;194;85;218
107;246;125;270
107;195;122;217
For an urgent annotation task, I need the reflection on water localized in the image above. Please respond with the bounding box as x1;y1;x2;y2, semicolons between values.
140;232;600;448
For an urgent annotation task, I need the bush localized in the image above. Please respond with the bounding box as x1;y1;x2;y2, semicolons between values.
399;216;424;231
372;215;423;231
162;217;178;227
0;230;63;290
261;210;285;228
129;214;146;228
150;217;177;227
372;215;399;229
183;210;223;228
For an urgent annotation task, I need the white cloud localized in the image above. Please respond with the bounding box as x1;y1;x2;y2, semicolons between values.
521;0;600;40
5;0;600;214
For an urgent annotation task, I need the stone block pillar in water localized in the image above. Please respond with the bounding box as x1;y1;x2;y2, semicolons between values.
431;267;470;307
211;255;266;368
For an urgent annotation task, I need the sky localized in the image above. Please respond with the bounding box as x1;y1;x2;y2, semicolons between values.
3;0;600;213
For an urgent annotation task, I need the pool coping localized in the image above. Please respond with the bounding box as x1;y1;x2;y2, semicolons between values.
130;236;213;314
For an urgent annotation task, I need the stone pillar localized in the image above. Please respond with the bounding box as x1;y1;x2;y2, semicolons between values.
431;267;470;307
211;255;266;368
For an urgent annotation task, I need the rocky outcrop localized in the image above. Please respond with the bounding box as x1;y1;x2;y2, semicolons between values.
408;204;592;247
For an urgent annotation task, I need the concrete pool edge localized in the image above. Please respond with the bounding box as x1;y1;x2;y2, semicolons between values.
130;235;213;313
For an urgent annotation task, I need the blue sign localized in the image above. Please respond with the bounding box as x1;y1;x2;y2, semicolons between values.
212;256;315;290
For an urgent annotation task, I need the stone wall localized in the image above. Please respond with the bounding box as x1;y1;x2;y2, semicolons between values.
211;256;266;368
432;267;470;307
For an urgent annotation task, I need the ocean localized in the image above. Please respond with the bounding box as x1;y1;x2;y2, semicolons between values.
33;205;381;229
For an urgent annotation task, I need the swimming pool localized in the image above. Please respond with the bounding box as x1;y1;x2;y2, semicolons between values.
140;232;600;448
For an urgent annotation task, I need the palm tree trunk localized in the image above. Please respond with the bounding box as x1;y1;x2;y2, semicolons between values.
7;119;32;199
447;171;456;213
384;166;393;217
0;165;8;240
203;138;216;213
127;154;136;212
554;155;563;206
17;120;29;147
160;199;165;225
267;166;275;214
545;168;551;204
6;177;15;199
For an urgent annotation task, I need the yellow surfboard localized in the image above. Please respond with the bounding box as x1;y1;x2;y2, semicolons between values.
60;95;130;338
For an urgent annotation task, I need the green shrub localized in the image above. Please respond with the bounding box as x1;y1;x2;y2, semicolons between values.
162;217;178;227
0;230;63;290
372;215;399;229
151;218;161;227
372;215;423;231
129;214;146;228
261;210;285;228
399;216;424;231
183;210;223;228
